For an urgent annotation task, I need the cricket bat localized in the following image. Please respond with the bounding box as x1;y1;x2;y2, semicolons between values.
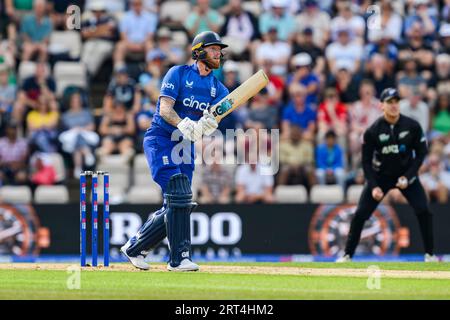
210;69;269;122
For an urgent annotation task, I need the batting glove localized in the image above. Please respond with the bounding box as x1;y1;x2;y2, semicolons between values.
198;109;218;136
177;117;202;142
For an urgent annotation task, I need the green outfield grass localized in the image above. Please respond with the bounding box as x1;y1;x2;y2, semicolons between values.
206;262;450;271
0;262;449;300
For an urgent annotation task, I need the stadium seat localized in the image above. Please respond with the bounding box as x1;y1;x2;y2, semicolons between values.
133;154;157;187
191;166;202;201
98;170;130;192
127;185;162;204
49;31;82;60
53;62;87;97
171;30;189;49
133;153;147;170
94;178;126;205
34;185;69;204
221;36;247;55
133;168;155;187
274;185;308;203
160;1;191;26
310;185;344;204
237;62;254;82
97;156;131;190
17;61;36;83
347;185;364;203
113;11;124;24
242;1;263;16
98;154;131;168
0;186;32;204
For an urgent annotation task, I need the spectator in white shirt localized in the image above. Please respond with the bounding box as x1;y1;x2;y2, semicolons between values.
254;27;291;76
235;163;274;204
330;0;365;44
113;0;158;67
81;1;118;77
325;26;363;75
348;80;381;169
367;1;403;44
399;91;430;133
295;0;331;49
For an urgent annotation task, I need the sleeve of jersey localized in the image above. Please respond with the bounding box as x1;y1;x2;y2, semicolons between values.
211;82;229;105
362;129;378;189
159;66;181;101
404;123;428;182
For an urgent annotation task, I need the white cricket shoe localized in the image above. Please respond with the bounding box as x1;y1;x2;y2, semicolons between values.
424;254;439;263
120;241;150;270
167;259;199;272
336;254;352;263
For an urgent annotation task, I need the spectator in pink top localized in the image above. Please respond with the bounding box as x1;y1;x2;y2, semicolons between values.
348;80;381;169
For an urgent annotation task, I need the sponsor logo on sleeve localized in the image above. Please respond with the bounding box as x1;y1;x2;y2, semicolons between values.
161;82;175;90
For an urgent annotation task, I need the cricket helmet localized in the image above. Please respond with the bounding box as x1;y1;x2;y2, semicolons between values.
191;31;228;60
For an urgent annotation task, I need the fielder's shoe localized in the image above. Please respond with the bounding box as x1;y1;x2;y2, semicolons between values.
167;259;199;272
120;240;150;270
424;254;439;262
336;254;352;263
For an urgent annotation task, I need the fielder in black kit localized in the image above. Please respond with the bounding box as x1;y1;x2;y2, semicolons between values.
337;88;438;263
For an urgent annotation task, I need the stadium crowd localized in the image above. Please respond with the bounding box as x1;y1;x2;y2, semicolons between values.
0;0;449;204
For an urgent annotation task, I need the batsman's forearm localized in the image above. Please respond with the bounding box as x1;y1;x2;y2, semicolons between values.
159;96;182;127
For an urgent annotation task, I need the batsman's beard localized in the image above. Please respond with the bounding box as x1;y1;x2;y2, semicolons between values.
203;57;221;70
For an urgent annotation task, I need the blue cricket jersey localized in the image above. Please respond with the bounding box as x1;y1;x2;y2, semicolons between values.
147;62;229;138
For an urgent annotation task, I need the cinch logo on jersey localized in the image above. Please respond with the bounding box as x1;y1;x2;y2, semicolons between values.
382;144;399;154
161;82;175;90
183;96;210;111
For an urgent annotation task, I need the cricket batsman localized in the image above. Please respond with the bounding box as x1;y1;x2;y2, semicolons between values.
121;31;229;271
337;88;438;263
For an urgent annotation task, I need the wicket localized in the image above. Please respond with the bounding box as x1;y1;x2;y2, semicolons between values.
80;171;110;267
